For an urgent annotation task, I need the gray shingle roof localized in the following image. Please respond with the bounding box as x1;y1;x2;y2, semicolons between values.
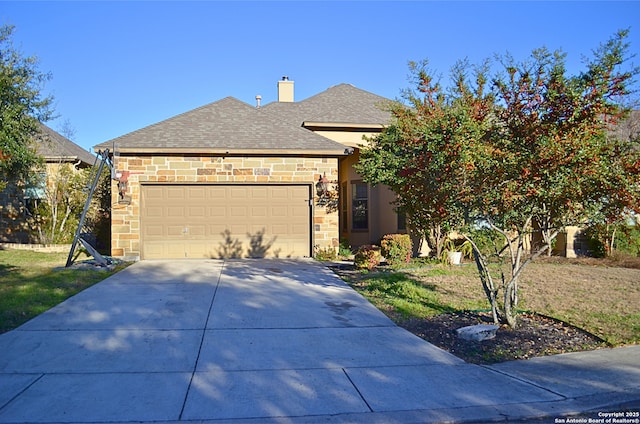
94;97;351;154
36;123;96;165
263;83;394;126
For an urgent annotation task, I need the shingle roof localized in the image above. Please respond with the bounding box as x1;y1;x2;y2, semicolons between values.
94;97;351;155
36;123;96;165
263;83;394;126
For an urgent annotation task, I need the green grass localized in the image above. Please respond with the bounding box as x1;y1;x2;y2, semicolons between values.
0;250;124;333
346;259;640;346
353;270;476;320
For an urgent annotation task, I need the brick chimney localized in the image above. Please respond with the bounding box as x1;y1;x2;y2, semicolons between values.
277;76;294;102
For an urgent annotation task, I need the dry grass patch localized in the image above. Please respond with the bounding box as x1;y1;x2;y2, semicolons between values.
398;257;640;346
334;256;639;363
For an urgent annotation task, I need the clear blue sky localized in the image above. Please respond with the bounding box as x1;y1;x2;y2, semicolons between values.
2;1;639;153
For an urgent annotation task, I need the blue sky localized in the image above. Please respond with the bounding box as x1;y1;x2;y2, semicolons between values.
2;1;639;153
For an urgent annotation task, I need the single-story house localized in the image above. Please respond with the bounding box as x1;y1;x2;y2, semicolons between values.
95;79;406;260
0;124;96;243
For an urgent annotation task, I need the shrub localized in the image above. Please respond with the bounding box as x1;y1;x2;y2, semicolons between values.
314;245;337;261
354;245;381;270
380;234;412;265
338;238;353;258
468;227;502;257
584;223;640;258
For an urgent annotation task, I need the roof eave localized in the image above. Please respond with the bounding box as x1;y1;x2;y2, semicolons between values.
302;121;385;131
43;155;93;164
114;147;350;156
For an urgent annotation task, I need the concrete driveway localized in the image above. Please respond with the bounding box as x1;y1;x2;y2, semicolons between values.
0;259;638;423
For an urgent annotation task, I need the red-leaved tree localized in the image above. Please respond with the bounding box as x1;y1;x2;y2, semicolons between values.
357;30;640;327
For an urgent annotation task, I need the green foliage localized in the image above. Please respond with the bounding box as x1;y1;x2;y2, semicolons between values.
356;30;640;327
27;164;111;246
314;245;337;261
338;238;352;257
468;227;503;257
0;25;54;187
354;245;381;270
615;225;640;256
585;223;640;257
380;233;412;265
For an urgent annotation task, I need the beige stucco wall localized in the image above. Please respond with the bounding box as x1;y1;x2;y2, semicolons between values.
110;154;339;260
336;149;407;248
312;130;375;148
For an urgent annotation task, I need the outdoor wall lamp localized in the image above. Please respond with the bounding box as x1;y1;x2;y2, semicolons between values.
118;179;128;199
316;173;330;198
116;171;130;203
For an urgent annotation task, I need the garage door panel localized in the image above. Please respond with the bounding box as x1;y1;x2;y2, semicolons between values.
143;242;165;258
188;206;206;217
230;187;248;199
270;186;289;198
250;187;268;198
251;206;268;217
145;207;164;218
167;188;186;199
229;224;250;234
167;207;185;217
167;225;185;236
187;187;206;198
166;242;186;258
142;184;311;259
145;225;165;237
208;206;227;217
230;206;247;217
270;224;288;233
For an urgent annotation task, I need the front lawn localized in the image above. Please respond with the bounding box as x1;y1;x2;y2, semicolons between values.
339;256;640;348
0;249;125;333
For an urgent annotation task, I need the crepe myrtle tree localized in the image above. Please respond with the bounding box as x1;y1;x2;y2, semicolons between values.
356;30;640;327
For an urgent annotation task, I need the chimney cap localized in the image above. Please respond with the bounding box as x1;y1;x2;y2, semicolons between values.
282;76;289;81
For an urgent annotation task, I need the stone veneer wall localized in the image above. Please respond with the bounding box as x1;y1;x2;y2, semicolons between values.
111;154;340;260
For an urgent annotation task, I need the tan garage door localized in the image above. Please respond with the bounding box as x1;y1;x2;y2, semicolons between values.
141;184;311;259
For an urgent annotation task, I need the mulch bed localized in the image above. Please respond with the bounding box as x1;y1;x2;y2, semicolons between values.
399;311;607;364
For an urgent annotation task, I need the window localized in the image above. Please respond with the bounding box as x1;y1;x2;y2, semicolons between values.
351;182;368;230
397;208;407;231
24;172;46;200
341;182;348;232
23;172;46;217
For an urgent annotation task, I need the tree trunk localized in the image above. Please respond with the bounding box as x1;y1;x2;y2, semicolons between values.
609;226;617;256
503;276;519;328
428;223;446;259
466;235;502;325
58;204;72;236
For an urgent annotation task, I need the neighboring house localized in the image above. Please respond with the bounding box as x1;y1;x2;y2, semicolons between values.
94;79;405;260
0;123;96;243
552;109;640;258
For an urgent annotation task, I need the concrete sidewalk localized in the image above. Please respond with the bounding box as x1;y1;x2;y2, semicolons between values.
0;259;638;423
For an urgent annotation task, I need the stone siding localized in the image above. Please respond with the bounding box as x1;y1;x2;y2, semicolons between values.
111;154;340;259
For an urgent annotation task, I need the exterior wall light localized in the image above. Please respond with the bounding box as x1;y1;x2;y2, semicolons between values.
316;173;330;198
